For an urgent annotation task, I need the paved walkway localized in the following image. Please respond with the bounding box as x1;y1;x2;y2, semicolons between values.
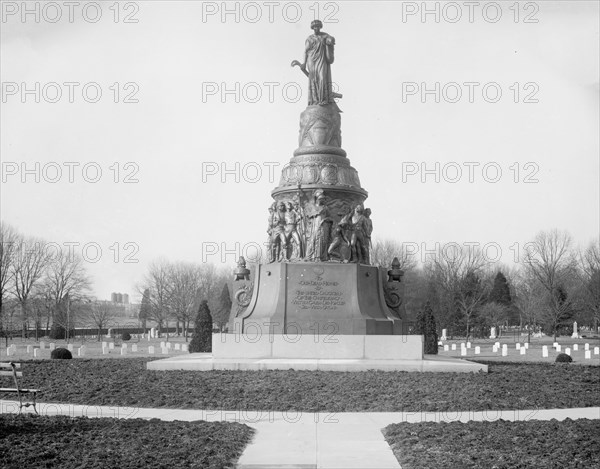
2;401;599;469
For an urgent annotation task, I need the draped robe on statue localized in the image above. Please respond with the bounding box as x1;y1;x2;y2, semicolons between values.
305;33;335;105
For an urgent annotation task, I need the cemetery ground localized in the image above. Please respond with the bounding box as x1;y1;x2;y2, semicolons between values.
1;335;599;468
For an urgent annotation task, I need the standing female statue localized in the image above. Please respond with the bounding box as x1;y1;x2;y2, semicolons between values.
306;189;333;261
292;19;336;106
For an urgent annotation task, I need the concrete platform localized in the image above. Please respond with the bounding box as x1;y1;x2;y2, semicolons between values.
146;353;488;373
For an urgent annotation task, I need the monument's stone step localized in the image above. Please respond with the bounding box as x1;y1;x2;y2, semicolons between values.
212;334;422;360
146;354;488;373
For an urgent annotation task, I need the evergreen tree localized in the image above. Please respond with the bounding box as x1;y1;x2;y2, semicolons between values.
414;301;439;355
489;272;511;305
189;300;213;353
214;283;232;332
139;288;151;329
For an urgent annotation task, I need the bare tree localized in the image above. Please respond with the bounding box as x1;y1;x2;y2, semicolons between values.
425;243;490;339
574;239;600;326
139;259;173;336
13;237;52;337
479;302;509;335
43;249;92;340
87;300;120;340
168;262;202;339
512;268;546;343
522;229;577;340
0;222;21;326
370;238;418;271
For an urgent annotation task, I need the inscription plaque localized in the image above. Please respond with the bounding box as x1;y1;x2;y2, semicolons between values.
291;270;347;312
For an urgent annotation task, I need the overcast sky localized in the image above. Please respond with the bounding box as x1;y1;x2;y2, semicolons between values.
1;1;598;301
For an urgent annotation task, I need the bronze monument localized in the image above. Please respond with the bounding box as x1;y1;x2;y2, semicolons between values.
229;21;405;336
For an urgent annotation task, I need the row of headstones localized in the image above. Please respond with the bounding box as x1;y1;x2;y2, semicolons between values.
100;341;189;355
4;343;88;357
442;341;600;359
549;342;599;359
5;341;188;357
441;322;586;341
107;328;164;339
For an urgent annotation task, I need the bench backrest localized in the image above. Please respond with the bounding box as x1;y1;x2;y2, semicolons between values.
0;362;23;389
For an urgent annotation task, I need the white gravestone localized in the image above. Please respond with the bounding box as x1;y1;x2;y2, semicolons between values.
175;343;181;350
516;343;521;350
490;326;496;339
520;347;526;355
49;343;56;351
556;345;561;352
460;348;467;356
571;321;579;339
594;347;600;355
502;344;508;357
524;343;529;349
584;343;589;351
573;344;578;351
565;347;571;356
542;345;548;358
441;329;447;340
466;342;471;349
475;346;481;355
181;344;188;352
78;346;86;357
166;342;172;349
39;341;46;349
148;346;155;354
451;344;457;351
585;351;591;360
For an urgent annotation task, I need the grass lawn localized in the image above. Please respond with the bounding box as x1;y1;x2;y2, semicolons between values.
0;414;254;469
384;419;600;469
2;358;599;412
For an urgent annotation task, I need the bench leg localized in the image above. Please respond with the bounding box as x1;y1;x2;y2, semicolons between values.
16;391;38;414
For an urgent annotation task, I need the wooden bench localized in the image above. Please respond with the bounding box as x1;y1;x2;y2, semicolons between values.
0;362;39;414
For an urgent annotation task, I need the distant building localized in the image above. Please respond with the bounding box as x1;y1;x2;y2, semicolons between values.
110;292;130;304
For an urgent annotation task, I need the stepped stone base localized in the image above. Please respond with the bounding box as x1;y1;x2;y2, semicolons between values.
146;335;488;373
